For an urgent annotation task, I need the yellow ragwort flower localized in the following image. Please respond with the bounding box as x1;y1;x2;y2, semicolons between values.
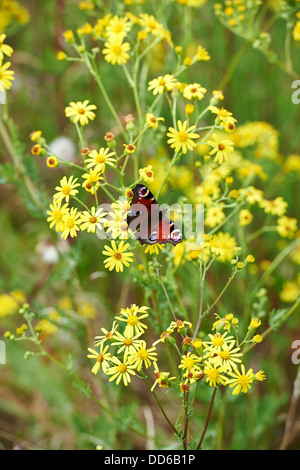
167;120;199;154
106;354;137;386
183;83;207;101
61;207;81;239
85;147;116;173
102;240;134;272
226;365;254;395
87;343;112;374
207;134;234;165
80;207;107;233
102;37;131;65
65;100;97;126
148;74;178;95
47;199;69;232
53;175;80;203
139;164;154;183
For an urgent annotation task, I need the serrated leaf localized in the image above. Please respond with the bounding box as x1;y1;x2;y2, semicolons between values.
268;307;289;331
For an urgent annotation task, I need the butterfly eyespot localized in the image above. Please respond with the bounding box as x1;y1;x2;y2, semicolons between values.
171;229;182;243
136;186;149;198
148;231;157;242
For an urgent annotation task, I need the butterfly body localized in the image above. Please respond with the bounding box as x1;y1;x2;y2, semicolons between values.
127;184;183;246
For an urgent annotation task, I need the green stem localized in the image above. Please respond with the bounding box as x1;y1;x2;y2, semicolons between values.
246;225;277;243
255;238;300;293
101;184;115;201
141;371;180;438
73;196;90;211
74;121;85;149
217;41;249;91
86;55;127;140
156;151;180;199
203;270;237;319
0;117;44;212
196;387;217;450
157;269;177;322
182;391;190;450
193;266;205;339
285;19;294;76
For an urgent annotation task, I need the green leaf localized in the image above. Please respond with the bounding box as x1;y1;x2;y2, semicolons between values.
268;307;289;331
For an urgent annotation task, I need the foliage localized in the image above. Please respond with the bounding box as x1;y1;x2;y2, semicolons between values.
0;0;300;450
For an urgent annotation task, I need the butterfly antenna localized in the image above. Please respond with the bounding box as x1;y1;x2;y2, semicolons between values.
167;189;173;205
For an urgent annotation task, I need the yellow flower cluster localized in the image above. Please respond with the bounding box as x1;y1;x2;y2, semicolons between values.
0;290;26;319
214;0;263;31
0;0;29;33
59;13;174;66
87;305;156;385
88;307;266;395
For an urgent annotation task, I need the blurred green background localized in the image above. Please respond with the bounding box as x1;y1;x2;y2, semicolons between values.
0;0;300;450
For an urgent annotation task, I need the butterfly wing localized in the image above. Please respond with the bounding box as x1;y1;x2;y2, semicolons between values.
127;184;183;246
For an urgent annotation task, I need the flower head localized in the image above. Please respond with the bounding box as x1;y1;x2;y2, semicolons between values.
123;143;136;154
102;37;131;65
128;344;158;371
115;304;149;337
207;134;234;165
145;113;165;129
80;207;107;233
144;244;165;255
203;331;235;352
293;21;300;42
85;147;116;173
47;156;59;168
47;199;69;232
183;83;207;101
226;365;254;395
106;354;137;386
111;330;145;355
206;342;243;372
276;216;297;239
94;321;119;346
208;106;236;126
82;169;104;193
53;175;80;203
205;206;226;228
148;74;178;95
178;352;202;373
239;209;253;226
167;120;199;154
197;45;210;61
139;164;154;183
87;343;111;374
139;13;166;37
259;197;287;217
209;232;237;262
61;207;81;239
151;364;176;391
102;240;134;272
249;317;262;329
105;208;130;240
204;362;228;387
169;319;192;333
106;15;132;39
65;100;97;126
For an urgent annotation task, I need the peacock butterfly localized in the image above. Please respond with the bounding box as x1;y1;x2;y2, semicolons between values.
127;184;183;246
